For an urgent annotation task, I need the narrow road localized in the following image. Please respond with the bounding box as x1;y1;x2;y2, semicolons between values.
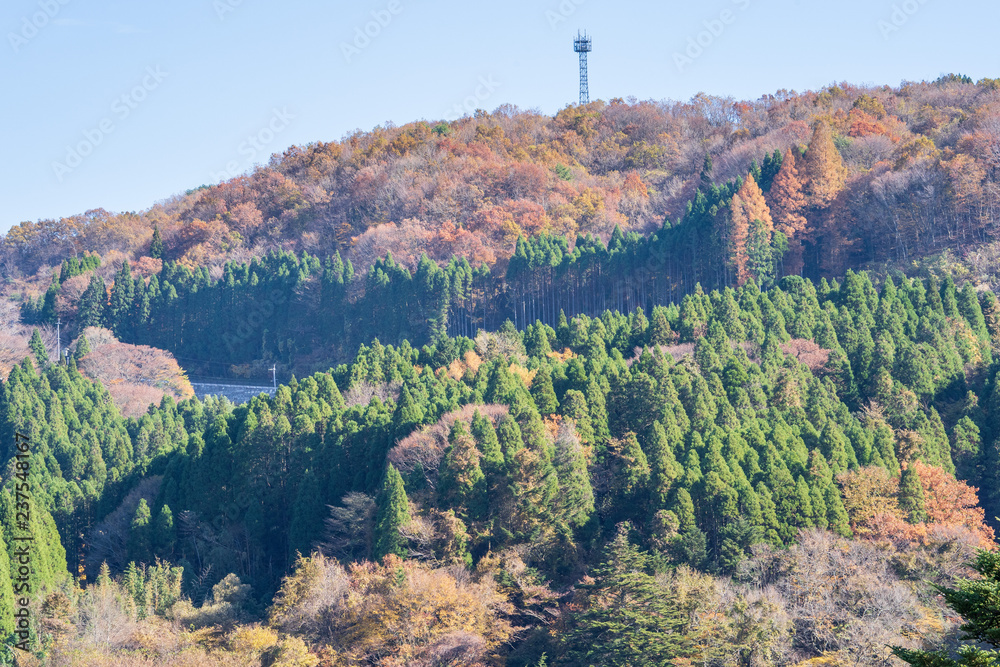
190;382;275;404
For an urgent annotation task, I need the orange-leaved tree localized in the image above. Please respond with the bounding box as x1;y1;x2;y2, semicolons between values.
729;173;773;286
768;149;808;275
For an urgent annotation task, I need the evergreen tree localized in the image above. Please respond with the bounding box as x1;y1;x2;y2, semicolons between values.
699;152;714;191
149;225;164;259
673;488;707;568
108;261;136;338
613;432;650;503
530;365;559;415
898;465;927;524
586;380;611;444
153;504;176;558
29;328;48;365
646;421;681;509
127;499;152;565
77;275;108;331
560;524;698;666
496;414;525;466
893;549;1000;665
392;384;425;435
288;472;323;559
74;334;91;360
648;308;674;346
439;420;487;520
373;465;410;561
560;389;594;444
824;483;852;537
471;410;504;478
554;427;594;528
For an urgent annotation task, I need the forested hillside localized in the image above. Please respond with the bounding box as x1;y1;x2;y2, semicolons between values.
4;76;1000;665
2;266;1000;665
9;75;1000;379
9;75;1000;281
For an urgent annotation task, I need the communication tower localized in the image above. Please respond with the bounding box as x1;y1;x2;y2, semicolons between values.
573;30;592;105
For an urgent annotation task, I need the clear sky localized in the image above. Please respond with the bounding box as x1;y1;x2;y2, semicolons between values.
2;0;997;233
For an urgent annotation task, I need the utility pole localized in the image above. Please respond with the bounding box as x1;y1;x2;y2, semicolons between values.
57;317;61;364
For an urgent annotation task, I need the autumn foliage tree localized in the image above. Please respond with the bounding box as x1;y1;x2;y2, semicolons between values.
729;174;774;285
805;120;847;209
768;149;809;274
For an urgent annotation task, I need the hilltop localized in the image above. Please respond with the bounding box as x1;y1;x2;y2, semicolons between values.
5;74;1000;283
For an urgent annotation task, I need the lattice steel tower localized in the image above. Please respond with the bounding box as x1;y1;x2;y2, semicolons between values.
573;30;592;105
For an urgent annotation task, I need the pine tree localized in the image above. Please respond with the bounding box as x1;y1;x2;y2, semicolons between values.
439;420;487;520
560;389;594;444
646;422;681;509
108;261;135;338
373;465;410;561
392;384;425;435
471;410;504;478
554;427;594;528
288;472;322;559
29;328;48;365
673;488;707;568
77;275;107;329
950;415;981;480
128;499;152;564
153;504;176;558
893;549;1000;665
613;432;650;502
648;308;674;346
149;225;164;259
530;365;559;415
561;524;698;666
496;414;525;466
75;334;91;360
898;465;927;524
748;217;777;287
586;380;611;444
824;483;852;537
958;283;989;339
982;291;1000;347
700;152;714;191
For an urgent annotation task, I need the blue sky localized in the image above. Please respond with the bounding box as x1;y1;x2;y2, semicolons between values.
2;0;997;233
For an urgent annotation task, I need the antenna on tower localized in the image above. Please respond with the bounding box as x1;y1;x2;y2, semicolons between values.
573;30;592;106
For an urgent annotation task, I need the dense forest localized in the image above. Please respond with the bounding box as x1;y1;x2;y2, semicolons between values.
2;76;1000;665
9;75;1000;379
2;265;1000;665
